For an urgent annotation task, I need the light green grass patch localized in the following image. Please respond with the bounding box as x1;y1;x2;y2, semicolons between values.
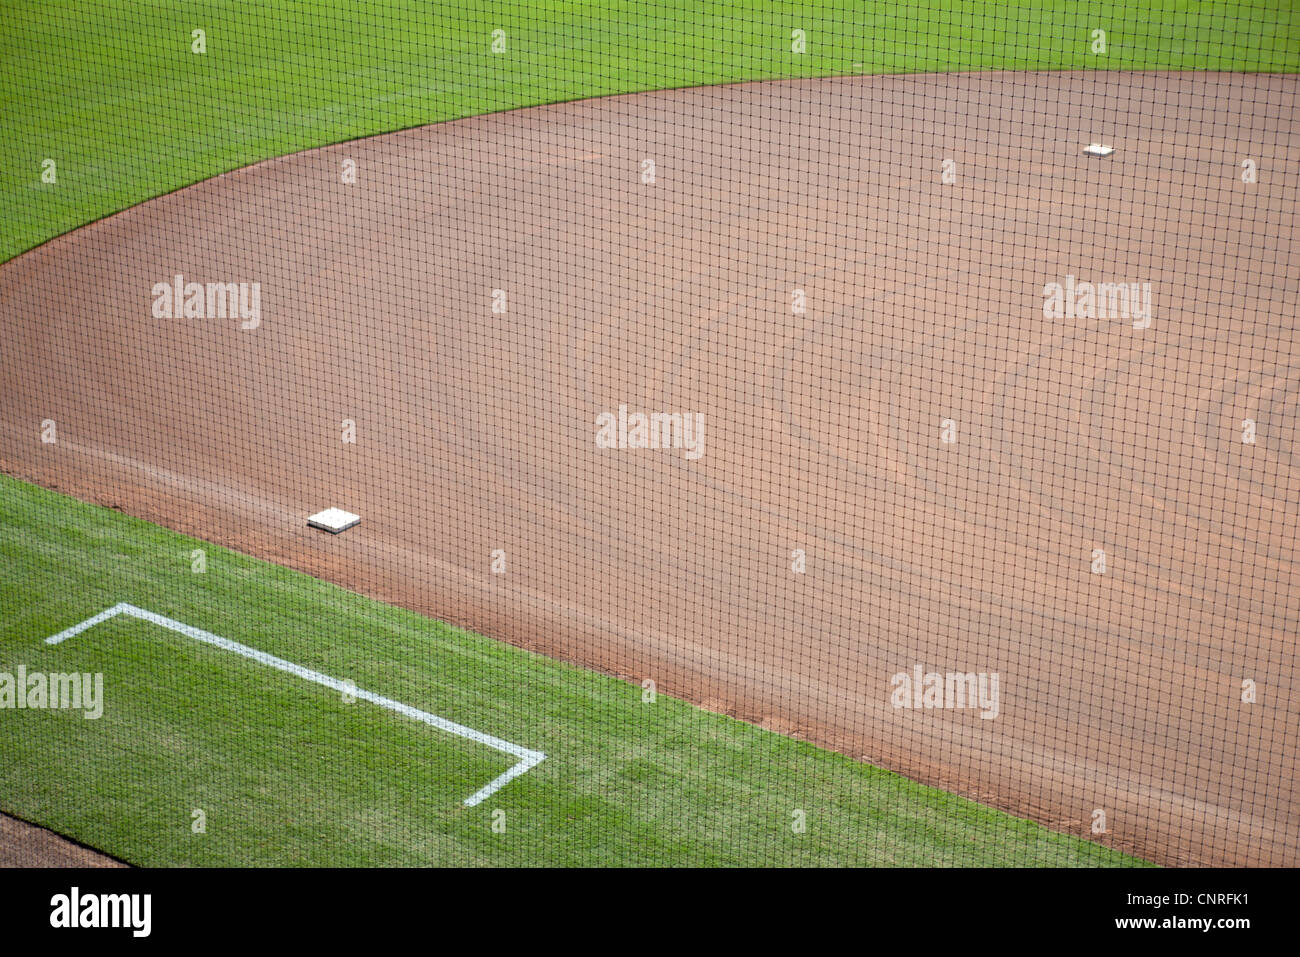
0;475;1149;865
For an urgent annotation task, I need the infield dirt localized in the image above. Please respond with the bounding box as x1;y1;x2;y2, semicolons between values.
3;71;1296;866
0;813;123;867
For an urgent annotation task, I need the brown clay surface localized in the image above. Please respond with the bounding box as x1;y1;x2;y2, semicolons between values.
0;812;124;867
2;71;1297;866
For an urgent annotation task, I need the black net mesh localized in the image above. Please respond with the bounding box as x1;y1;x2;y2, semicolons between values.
0;2;1296;867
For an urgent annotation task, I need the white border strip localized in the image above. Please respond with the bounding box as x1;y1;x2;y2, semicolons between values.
44;603;545;806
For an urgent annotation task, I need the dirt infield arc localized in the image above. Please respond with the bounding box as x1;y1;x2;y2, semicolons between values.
3;71;1297;866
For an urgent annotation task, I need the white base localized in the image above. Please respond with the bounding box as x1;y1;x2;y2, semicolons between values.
1083;143;1115;157
307;507;360;533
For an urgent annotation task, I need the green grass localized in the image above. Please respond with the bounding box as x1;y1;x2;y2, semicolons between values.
2;1;1297;262
0;475;1147;865
3;0;1263;866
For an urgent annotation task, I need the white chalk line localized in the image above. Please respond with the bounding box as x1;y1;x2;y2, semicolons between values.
44;603;545;806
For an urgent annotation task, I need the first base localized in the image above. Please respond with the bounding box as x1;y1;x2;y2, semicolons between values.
307;507;360;533
1083;143;1115;157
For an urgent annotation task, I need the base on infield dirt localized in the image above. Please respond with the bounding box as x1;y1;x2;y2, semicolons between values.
307;507;360;533
1083;143;1115;156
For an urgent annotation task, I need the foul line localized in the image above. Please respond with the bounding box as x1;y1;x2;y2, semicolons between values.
44;603;545;807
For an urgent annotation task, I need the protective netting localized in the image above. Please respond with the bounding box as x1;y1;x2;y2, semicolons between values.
0;3;1296;867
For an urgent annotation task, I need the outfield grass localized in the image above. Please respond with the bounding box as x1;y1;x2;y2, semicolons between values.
2;1;1296;262
0;475;1147;866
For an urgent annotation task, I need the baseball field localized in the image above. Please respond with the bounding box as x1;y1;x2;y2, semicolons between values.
2;2;1297;868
